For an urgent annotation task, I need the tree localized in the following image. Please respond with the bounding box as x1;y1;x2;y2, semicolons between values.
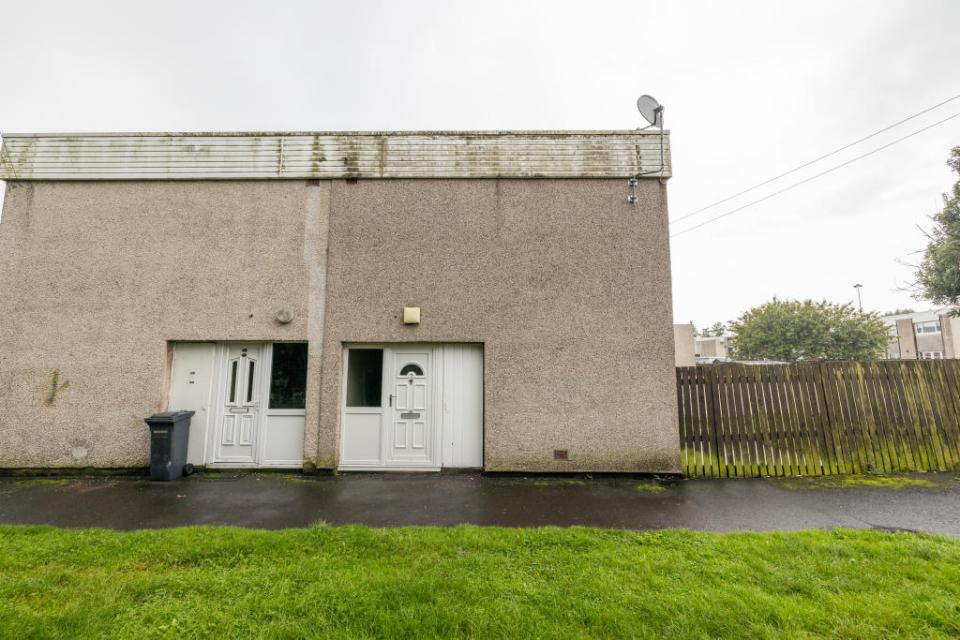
699;322;726;337
915;146;960;313
728;298;889;362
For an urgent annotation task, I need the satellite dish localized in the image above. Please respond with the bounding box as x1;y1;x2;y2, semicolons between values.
636;94;663;128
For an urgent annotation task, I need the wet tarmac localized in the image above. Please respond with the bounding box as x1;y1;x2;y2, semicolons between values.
1;471;958;534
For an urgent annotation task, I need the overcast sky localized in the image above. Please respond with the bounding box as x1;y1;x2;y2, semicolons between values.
2;0;959;327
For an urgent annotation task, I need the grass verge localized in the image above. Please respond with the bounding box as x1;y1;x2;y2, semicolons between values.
1;526;959;639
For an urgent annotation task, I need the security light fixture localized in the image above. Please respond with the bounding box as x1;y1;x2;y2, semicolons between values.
403;307;421;325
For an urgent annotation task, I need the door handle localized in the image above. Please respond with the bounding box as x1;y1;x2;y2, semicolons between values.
389;394;394;407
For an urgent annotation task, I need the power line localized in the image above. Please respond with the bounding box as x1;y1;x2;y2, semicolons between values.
671;110;960;239
671;92;960;225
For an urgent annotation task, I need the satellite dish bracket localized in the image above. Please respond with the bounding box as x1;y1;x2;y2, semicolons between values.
628;94;667;202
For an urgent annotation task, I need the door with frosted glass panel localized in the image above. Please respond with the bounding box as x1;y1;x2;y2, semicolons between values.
214;343;265;463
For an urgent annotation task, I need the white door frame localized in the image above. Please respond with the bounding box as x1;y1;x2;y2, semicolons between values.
339;343;482;472
339;344;442;471
207;342;270;467
169;341;306;470
385;345;441;468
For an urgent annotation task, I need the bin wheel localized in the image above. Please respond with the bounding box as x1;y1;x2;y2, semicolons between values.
183;463;195;476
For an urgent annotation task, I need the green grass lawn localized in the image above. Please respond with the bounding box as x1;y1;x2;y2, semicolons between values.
1;526;959;639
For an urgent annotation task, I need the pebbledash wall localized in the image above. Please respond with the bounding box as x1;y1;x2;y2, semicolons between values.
0;131;678;473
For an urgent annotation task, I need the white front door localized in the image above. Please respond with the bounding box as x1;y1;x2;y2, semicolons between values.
388;348;432;465
167;343;218;466
214;343;265;464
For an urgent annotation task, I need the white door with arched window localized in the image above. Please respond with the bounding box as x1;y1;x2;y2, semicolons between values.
388;348;432;465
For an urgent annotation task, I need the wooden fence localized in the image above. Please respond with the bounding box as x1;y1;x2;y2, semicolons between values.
677;361;960;478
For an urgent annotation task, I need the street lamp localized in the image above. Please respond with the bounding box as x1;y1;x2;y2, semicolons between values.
853;283;863;313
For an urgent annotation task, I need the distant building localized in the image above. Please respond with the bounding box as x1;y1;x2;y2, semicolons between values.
673;326;732;365
881;309;960;359
695;335;729;362
673;324;696;367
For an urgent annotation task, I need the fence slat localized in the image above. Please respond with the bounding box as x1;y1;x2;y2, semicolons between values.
902;362;932;470
785;366;815;476
676;360;960;478
934;361;960;465
719;366;741;478
793;365;822;475
924;361;956;469
915;361;947;470
746;366;772;476
880;361;917;471
843;363;871;473
696;366;717;478
801;363;836;475
870;362;905;472
851;363;883;473
825;363;858;474
794;364;820;474
775;365;802;476
730;365;752;477
703;365;724;478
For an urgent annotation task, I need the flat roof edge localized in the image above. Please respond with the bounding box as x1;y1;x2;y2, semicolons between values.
1;129;670;139
0;130;672;180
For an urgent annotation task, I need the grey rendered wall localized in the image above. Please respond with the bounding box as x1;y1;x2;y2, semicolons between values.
0;178;679;472
0;181;328;468
317;178;679;473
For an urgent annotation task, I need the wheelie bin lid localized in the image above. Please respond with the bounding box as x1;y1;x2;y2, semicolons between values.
144;410;196;426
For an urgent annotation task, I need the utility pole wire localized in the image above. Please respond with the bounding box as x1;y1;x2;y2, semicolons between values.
671;93;960;225
671;111;960;239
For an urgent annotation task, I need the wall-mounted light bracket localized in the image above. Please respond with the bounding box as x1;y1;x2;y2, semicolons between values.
626;177;639;204
403;307;421;324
